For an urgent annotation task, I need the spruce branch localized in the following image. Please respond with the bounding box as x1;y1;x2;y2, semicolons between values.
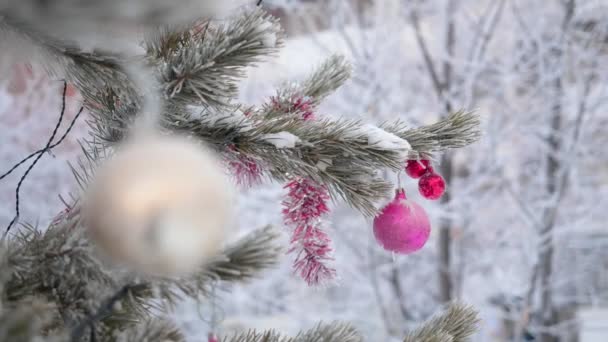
403;303;480;342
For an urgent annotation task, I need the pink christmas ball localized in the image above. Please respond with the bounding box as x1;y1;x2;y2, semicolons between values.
405;159;430;179
373;189;431;254
418;172;446;200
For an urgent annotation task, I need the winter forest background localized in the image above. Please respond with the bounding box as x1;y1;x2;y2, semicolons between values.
1;0;607;341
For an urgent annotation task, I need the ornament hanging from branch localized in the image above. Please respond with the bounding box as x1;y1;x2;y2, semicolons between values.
373;188;431;254
404;159;446;200
405;159;430;179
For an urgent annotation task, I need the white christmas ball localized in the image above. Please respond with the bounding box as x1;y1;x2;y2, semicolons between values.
83;134;234;276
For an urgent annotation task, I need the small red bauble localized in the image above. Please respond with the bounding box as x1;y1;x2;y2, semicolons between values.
208;333;218;342
405;159;430;179
418;172;446;200
373;189;431;254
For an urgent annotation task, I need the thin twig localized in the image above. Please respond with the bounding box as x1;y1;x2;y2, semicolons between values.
409;11;444;97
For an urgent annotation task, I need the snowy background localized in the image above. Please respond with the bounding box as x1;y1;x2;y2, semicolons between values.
1;0;608;341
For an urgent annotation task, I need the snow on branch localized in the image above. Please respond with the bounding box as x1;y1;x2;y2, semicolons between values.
166;113;400;215
161;107;478;215
262;131;302;148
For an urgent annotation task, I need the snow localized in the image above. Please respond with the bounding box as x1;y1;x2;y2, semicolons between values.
255;21;278;48
262;131;301;148
262;31;278;48
358;124;411;156
189;106;255;132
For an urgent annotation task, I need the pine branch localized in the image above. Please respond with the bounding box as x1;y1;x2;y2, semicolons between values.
0;15;138;112
292;322;363;342
145;8;283;107
0;298;61;342
203;226;283;283
423;332;454;342
70;284;149;342
386;110;482;158
403;303;480;342
222;322;362;342
264;55;352;118
223;330;284;342
167;113;398;215
164;109;479;215
99;225;283;327
299;55;352;102
115;319;185;342
140;226;283;304
4;209;115;326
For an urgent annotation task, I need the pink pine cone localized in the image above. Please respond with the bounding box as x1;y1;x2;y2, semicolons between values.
373;189;431;254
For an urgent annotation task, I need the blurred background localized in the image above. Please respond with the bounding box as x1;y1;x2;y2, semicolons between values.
1;0;607;341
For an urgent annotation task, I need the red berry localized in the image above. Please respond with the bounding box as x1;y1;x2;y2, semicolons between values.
405;159;430;179
418;172;445;200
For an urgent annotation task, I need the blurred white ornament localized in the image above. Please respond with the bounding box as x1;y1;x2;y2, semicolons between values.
83;133;234;276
